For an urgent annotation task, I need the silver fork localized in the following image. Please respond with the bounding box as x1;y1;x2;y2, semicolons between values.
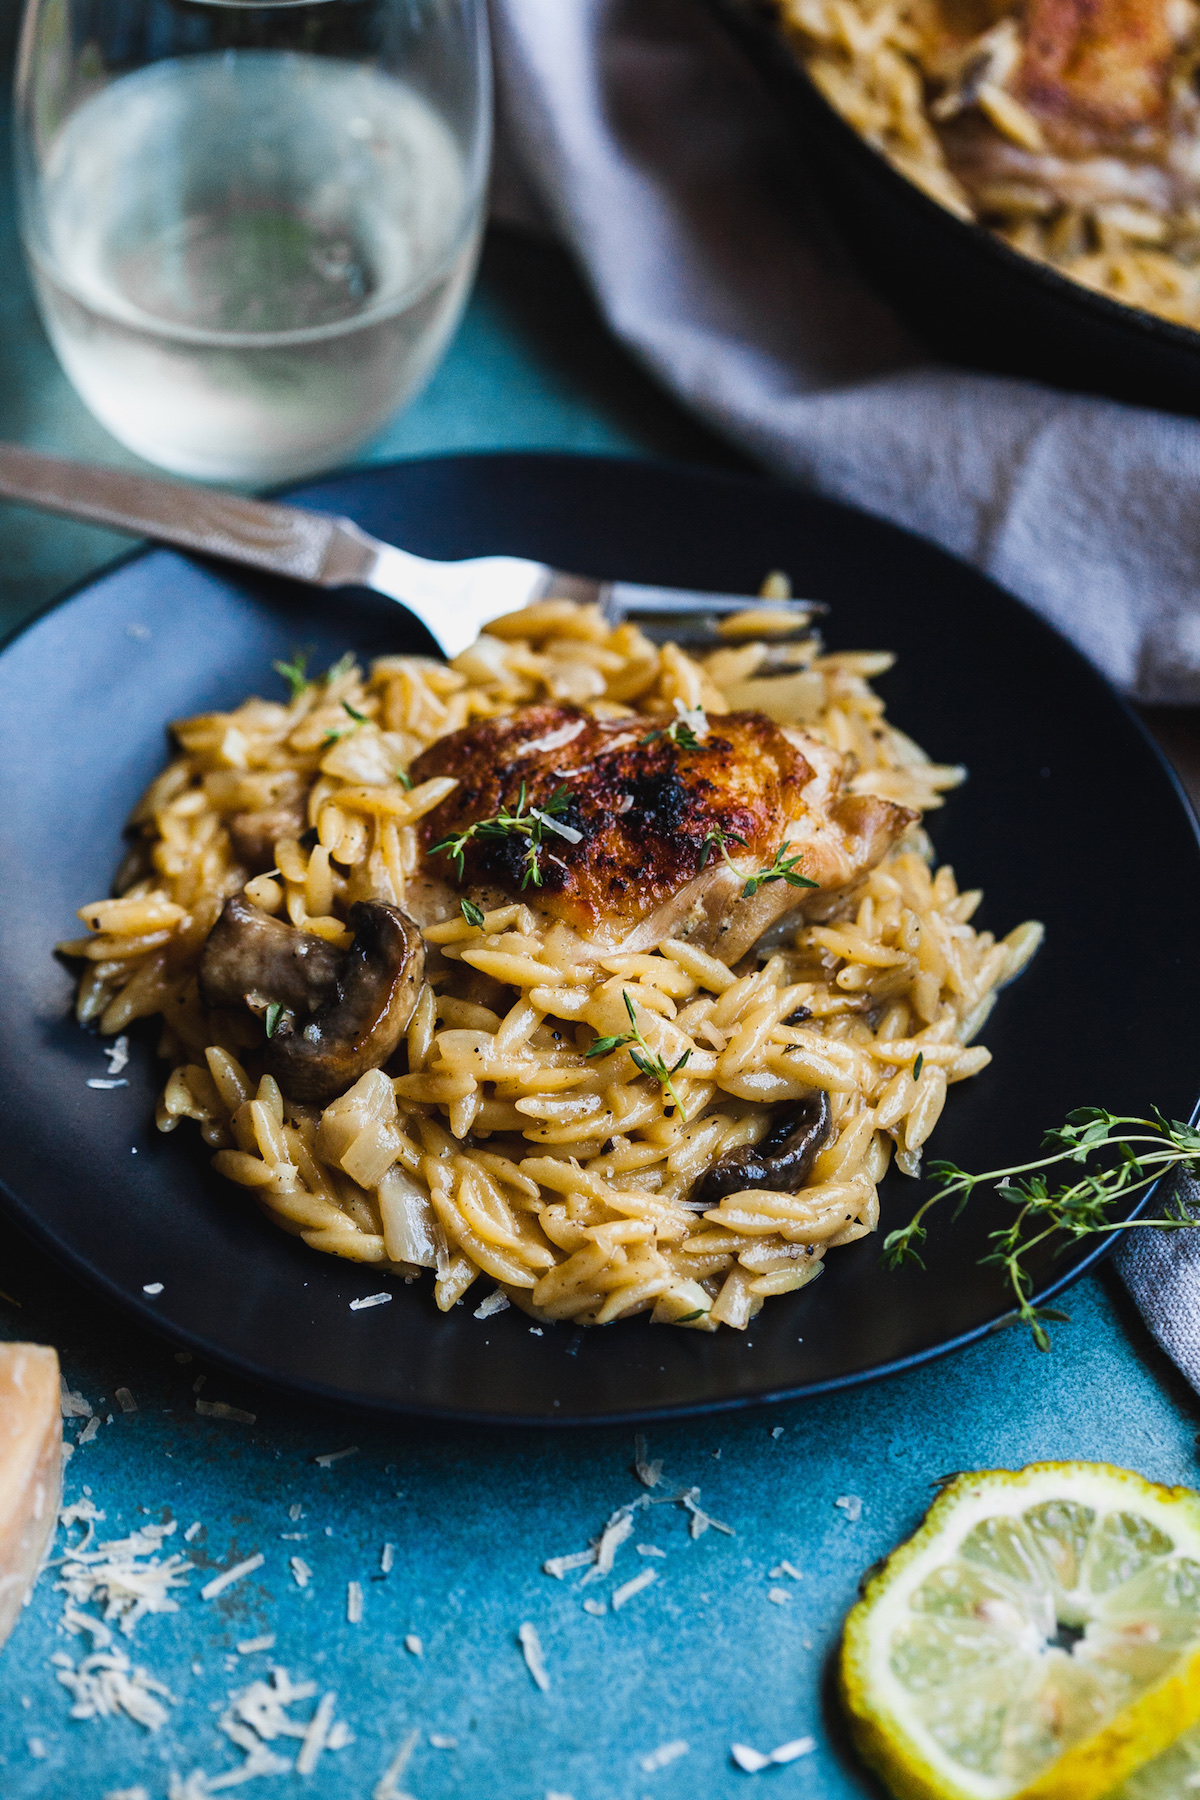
0;444;817;659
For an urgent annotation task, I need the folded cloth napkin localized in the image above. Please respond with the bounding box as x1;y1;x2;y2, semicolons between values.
490;0;1200;707
490;0;1200;1385
1114;1172;1200;1393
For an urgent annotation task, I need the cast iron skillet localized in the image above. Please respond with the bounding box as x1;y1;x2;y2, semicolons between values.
706;0;1200;416
0;452;1197;1424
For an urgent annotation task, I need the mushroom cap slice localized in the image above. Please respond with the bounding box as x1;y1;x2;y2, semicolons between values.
267;902;425;1108
199;892;342;1014
694;1090;833;1208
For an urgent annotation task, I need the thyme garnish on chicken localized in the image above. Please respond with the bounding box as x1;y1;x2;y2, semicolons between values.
885;1108;1200;1348
641;701;708;751
701;826;820;900
586;989;692;1120
429;782;578;888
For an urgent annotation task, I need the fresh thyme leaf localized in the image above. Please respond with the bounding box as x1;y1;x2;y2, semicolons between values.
460;898;485;929
264;1002;284;1039
913;1052;924;1081
885;1107;1200;1348
430;782;577;889
700;825;748;874
641;703;708;751
741;840;820;899
586;1032;636;1059
675;1309;708;1323
584;989;690;1118
342;702;368;724
325;651;356;684
396;769;413;791
272;651;311;700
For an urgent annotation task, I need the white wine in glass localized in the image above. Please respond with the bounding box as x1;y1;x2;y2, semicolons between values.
16;0;491;482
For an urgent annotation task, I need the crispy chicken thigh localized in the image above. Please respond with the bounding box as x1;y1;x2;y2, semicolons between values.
931;0;1188;208
406;705;915;963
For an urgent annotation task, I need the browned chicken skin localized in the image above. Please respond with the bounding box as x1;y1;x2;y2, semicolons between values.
929;0;1187;206
1015;0;1175;149
406;705;915;962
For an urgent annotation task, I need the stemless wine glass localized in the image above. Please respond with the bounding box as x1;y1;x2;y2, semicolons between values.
15;0;490;482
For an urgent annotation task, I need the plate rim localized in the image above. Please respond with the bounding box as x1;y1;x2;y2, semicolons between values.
1;448;1196;1426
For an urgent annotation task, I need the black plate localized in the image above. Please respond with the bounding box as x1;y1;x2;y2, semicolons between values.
706;0;1200;418
1;452;1196;1423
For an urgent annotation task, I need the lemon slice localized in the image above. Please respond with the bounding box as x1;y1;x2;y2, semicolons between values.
1108;1718;1200;1797
839;1462;1200;1800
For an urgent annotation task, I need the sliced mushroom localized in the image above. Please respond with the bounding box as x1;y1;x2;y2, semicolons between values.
199;893;343;1014
199;895;425;1107
227;803;307;875
695;1091;833;1209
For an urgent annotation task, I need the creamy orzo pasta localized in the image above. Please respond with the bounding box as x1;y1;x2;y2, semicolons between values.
61;597;1041;1331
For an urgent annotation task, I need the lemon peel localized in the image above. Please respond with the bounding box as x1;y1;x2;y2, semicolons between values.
838;1462;1200;1800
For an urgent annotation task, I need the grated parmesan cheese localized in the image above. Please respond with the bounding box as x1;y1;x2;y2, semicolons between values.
200;1552;264;1601
404;1634;423;1656
59;1381;92;1419
380;1542;395;1574
429;1733;457;1749
579;1508;635;1585
57;1519;192;1636
349;1293;391;1312
290;1557;312;1590
769;1560;803;1581
835;1494;863;1521
53;1646;173;1730
195;1400;256;1425
141;1284;163;1297
183;1522;202;1543
237;1634;276;1655
633;1434;663;1489
636;1544;665;1558
518;1622;550;1692
373;1726;419;1800
314;1447;358;1468
680;1489;734;1540
543;1548;596;1580
77;1417;100;1446
767;1588;790;1605
582;1598;606;1616
295;1690;338;1774
731;1736;816;1773
771;1426;784;1439
105;1037;130;1076
639;1739;688;1772
611;1567;657;1610
115;1388;137;1414
473;1289;510;1320
347;1581;363;1624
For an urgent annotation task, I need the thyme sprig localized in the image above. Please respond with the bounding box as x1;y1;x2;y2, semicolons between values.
586;989;692;1120
429;782;576;889
641;702;708;752
742;840;820;899
273;650;311;701
884;1107;1200;1349
700;827;820;900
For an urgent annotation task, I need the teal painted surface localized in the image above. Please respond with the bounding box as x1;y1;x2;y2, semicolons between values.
1;19;1198;1800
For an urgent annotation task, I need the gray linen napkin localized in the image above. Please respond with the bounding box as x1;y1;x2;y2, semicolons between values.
490;0;1200;1383
1114;1174;1200;1391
